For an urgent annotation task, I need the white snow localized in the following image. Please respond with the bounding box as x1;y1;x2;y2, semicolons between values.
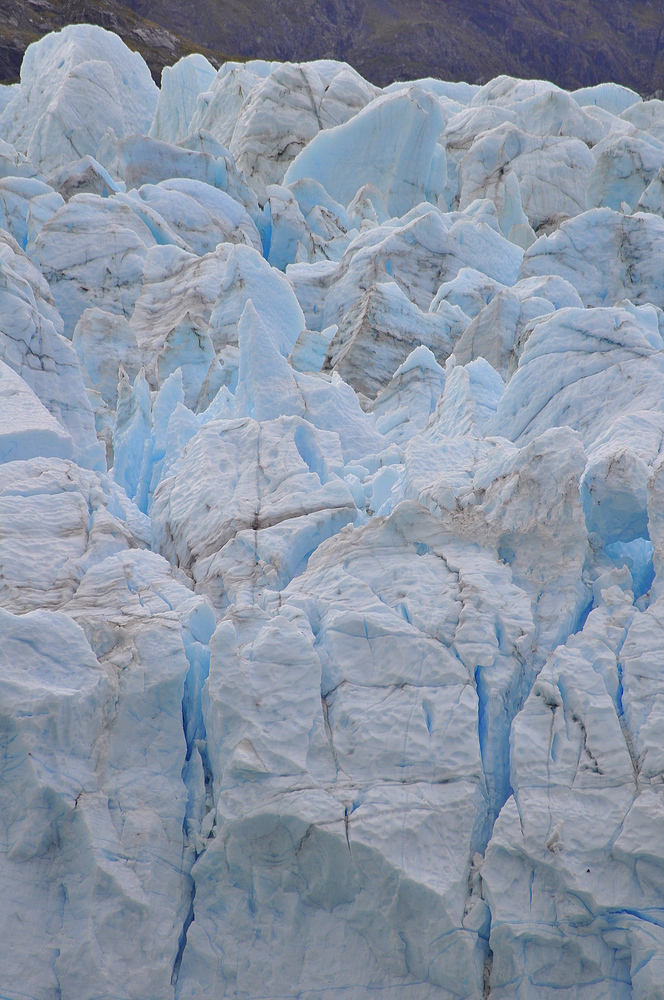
3;24;664;1000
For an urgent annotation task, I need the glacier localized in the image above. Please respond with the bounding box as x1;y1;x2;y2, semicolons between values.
1;21;664;1000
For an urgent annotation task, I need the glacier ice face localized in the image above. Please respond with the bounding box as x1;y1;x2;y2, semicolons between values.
228;61;378;201
151;413;358;608
0;456;149;612
0;360;73;463
586;135;664;212
519;208;664;307
323;279;465;396
188;63;266;149
46;154;120;201
178;501;537;999
150;53;217;145
385;77;477;109
451;273;583;378
452;288;553;379
0;231;103;467
5;27;664;1000
207;242;305;355
368;346;447;446
117;134;223;191
637;166;664;217
32;192;157;337
458;123;595;231
322;205;523;331
487;305;664;447
620;97;664;133
128;242;232;394
509;89;606;146
73;306;141;408
470;76;564;108
126;178;262;256
286;257;339;329
117;134;270;244
572;81;641;115
284;87;445;218
430;265;506;319
0;176;54;249
0;24;158;175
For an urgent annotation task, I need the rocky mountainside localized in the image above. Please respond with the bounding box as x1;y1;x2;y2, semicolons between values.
5;0;664;92
1;0;227;82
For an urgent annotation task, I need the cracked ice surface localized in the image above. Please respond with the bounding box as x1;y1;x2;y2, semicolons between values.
2;24;664;1000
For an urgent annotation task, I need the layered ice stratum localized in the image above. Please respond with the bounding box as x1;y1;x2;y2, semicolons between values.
2;22;664;1000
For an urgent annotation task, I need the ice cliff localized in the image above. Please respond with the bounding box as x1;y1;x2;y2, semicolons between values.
1;22;664;1000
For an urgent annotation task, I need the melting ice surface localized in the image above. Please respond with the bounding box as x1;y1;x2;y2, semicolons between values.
2;21;664;1000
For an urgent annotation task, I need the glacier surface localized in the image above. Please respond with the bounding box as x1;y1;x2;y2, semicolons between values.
1;23;664;1000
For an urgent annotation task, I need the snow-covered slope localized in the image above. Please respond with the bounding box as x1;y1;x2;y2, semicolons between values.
1;24;664;1000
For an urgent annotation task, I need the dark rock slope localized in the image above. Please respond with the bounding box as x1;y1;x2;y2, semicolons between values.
5;0;664;93
1;0;226;82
